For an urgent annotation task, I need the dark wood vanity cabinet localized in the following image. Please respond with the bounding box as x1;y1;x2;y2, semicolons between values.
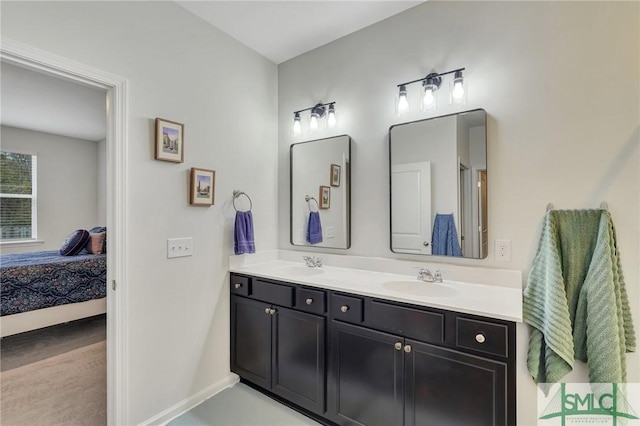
230;276;326;415
230;273;516;426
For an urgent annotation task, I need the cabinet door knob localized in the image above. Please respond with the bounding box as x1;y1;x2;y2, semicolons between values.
234;283;242;289
306;298;314;305
265;307;271;314
394;342;402;351
404;344;412;353
269;308;276;315
475;333;486;344
340;305;349;313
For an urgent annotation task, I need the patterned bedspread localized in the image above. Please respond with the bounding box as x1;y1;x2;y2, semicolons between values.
0;250;106;316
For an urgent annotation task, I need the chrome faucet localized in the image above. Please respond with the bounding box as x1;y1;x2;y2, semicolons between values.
417;267;435;282
417;267;444;283
303;256;323;267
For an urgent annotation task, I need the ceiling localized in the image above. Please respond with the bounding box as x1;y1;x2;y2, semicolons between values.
0;1;423;141
1;62;107;142
177;1;424;64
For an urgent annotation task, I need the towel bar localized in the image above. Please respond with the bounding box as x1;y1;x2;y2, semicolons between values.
546;201;608;212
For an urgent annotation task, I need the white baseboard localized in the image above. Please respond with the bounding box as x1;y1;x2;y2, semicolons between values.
138;373;240;426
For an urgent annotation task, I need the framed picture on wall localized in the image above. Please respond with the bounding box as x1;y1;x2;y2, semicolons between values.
190;167;215;206
330;164;341;187
155;118;184;163
319;185;331;209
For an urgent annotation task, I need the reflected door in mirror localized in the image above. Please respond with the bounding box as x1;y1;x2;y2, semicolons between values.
389;109;487;259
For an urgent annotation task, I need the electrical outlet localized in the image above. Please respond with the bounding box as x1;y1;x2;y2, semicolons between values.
167;237;193;258
495;239;511;262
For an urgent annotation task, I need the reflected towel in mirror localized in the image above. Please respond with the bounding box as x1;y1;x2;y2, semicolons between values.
431;213;462;256
234;211;255;254
307;212;323;244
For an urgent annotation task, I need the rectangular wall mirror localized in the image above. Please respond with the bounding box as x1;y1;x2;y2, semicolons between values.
290;135;351;249
389;109;487;258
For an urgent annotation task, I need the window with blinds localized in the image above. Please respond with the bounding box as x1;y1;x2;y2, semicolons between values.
0;151;37;241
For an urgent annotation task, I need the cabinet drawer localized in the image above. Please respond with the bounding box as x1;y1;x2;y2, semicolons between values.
230;275;250;296
456;317;508;357
365;300;444;344
330;293;363;324
251;279;294;307
295;287;326;315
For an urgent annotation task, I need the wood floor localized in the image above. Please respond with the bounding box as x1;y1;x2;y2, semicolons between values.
1;313;106;372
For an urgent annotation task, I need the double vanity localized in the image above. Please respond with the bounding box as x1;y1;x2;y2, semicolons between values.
229;253;522;426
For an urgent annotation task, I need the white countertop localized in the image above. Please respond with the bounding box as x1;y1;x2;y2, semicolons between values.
229;255;523;322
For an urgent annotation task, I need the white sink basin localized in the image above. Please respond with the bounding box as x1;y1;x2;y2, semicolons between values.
382;280;458;297
276;266;324;276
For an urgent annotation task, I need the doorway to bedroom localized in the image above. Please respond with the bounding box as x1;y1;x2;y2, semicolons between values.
0;42;127;424
0;59;109;424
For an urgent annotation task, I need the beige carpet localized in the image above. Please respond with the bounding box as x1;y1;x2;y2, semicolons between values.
1;340;106;426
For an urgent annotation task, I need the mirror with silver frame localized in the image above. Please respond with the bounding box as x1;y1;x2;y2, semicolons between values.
290;135;351;249
389;109;487;258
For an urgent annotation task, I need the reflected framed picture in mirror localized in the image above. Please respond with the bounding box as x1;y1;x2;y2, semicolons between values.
330;164;341;187
290;134;351;248
320;186;331;209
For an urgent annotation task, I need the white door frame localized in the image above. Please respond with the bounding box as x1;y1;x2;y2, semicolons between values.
1;38;129;425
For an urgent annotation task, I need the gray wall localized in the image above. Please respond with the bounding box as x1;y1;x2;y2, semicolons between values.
277;2;639;424
2;1;279;424
1;125;102;253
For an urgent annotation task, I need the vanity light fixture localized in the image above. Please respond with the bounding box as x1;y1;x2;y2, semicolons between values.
293;101;337;135
396;67;466;115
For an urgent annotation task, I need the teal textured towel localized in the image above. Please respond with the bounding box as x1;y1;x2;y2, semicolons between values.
523;209;636;384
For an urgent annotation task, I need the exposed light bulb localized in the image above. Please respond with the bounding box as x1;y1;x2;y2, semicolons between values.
293;114;301;135
309;113;319;131
452;81;464;100
397;85;408;115
449;71;466;105
327;105;336;128
422;84;437;112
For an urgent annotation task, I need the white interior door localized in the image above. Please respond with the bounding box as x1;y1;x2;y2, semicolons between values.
391;161;431;254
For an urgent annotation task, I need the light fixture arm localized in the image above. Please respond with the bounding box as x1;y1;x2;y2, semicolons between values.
396;67;465;88
294;101;336;116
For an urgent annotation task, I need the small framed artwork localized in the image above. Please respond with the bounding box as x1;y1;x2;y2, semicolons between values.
330;164;341;187
319;185;331;209
155;118;184;163
190;168;215;206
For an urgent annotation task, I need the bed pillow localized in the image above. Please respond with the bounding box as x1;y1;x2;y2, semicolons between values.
89;226;107;253
60;229;91;256
85;232;106;254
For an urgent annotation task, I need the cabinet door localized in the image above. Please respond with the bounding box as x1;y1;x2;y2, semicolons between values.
405;339;507;426
230;296;272;389
272;307;326;415
329;321;404;426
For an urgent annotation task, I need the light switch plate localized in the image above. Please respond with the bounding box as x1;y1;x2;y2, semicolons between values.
167;237;193;258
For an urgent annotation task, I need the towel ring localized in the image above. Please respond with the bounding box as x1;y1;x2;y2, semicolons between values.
305;195;319;213
233;190;252;212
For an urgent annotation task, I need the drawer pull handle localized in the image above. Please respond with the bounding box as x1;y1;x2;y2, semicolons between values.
404;344;412;353
340;305;350;313
394;342;402;351
234;283;242;289
475;333;486;344
306;298;314;305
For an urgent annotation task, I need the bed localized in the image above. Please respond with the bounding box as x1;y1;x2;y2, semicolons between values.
0;250;107;337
